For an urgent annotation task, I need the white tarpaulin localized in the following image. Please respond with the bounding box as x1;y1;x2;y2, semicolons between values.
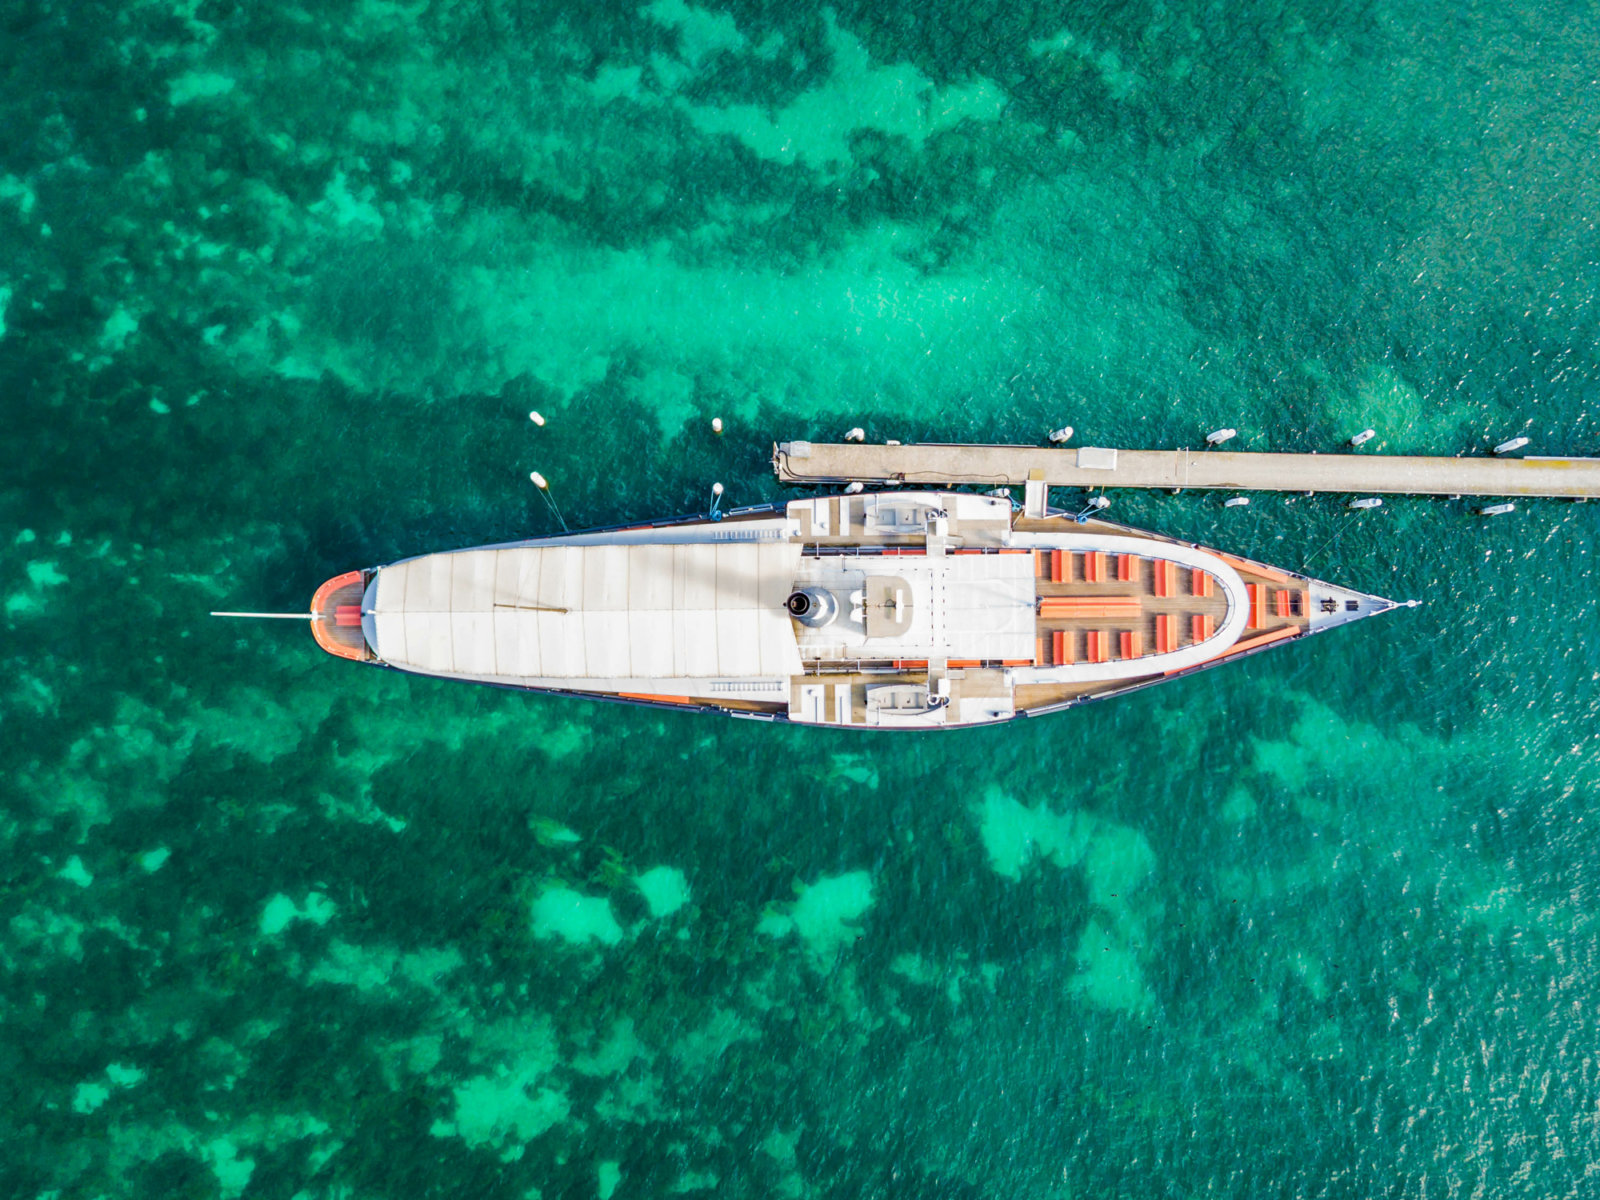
792;552;1036;662
371;541;802;680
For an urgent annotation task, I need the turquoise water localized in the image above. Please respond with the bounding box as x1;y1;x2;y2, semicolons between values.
6;1;1600;1195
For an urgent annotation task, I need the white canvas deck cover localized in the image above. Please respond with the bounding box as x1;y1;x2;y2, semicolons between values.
793;552;1036;661
371;542;803;681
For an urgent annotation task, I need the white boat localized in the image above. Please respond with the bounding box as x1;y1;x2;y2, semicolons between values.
300;491;1405;729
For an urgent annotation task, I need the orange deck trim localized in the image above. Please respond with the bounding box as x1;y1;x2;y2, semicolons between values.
893;659;930;669
1083;552;1107;583
1191;614;1215;644
1215;625;1302;659
311;570;363;610
1087;631;1110;663
618;692;697;705
1192;569;1214;598
311;570;369;662
1163;622;1301;676
1051;631;1065;665
1216;553;1292;584
948;659;983;668
1035;637;1046;666
1050;550;1064;583
1119;630;1142;659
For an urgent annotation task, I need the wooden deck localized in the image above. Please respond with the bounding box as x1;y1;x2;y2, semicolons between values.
1002;516;1309;714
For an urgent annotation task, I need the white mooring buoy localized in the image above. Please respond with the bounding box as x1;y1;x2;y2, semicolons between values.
1349;497;1383;510
1479;502;1516;516
1494;436;1530;455
985;487;1012;499
528;410;546;426
1350;428;1375;447
711;417;723;435
1205;428;1237;447
1047;425;1074;444
844;481;865;494
844;427;866;442
1224;496;1250;508
529;471;568;531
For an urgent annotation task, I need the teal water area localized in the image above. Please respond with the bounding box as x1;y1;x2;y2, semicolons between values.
5;1;1600;1195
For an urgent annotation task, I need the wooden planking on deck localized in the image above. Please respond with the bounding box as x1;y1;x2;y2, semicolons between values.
773;442;1600;499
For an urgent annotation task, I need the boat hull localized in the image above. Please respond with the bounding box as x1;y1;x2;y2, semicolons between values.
307;492;1403;729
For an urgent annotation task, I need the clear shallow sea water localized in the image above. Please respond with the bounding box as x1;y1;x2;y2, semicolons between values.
5;1;1600;1196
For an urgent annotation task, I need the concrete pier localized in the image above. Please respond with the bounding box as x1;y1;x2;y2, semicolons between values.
773;442;1600;499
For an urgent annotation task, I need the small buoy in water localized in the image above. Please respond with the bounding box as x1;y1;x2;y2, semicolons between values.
529;471;549;489
1494;436;1530;455
1348;497;1383;510
1047;426;1074;444
844;427;866;442
710;481;724;517
1479;502;1516;516
1089;496;1110;510
985;487;1012;499
844;481;865;494
1206;428;1237;446
1350;428;1375;447
711;482;724;497
885;439;902;446
1224;496;1250;508
711;417;723;435
528;410;545;426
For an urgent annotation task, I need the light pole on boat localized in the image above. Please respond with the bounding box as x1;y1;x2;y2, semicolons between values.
530;471;569;532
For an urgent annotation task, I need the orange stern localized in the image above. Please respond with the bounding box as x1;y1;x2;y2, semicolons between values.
311;570;373;662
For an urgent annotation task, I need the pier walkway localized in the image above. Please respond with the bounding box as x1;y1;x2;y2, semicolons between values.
773;442;1600;499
